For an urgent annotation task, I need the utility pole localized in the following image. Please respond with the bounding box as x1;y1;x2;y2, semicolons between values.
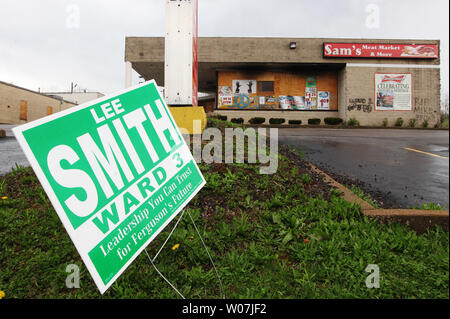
71;82;77;94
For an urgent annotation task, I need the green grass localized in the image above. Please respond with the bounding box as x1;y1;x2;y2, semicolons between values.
284;144;304;159
347;184;380;209
412;202;447;210
0;120;448;299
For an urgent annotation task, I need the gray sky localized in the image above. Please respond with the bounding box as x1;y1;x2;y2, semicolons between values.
0;0;448;99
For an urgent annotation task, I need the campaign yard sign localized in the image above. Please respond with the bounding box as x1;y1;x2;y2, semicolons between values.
13;80;206;293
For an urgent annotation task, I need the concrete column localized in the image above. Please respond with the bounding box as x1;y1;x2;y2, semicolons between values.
338;67;347;122
125;61;132;88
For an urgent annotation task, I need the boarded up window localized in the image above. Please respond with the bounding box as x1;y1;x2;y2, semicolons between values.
20;100;27;121
217;70;339;110
257;81;274;93
47;106;53;115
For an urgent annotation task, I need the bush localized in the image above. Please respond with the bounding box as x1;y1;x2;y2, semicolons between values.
218;115;227;121
324;117;343;125
230;118;244;124
288;120;302;125
346;117;360;126
422;120;429;128
395;117;404;127
382;118;388;127
408;118;416;128
269;118;286;125
248;117;265;124
307;118;321;125
441;116;449;129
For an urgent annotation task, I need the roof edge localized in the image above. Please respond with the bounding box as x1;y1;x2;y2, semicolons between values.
0;80;77;105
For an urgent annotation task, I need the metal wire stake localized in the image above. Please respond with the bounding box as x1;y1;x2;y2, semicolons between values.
188;210;226;299
152;209;186;263
144;209;186;299
144;248;185;299
144;208;226;299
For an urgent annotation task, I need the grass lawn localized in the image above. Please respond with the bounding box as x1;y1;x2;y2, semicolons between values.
0;118;448;299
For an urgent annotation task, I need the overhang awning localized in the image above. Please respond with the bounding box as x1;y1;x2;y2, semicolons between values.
125;37;439;92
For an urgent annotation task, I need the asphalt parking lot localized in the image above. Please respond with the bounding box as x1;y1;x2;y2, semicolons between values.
1;124;449;209
278;128;449;209
0;125;30;175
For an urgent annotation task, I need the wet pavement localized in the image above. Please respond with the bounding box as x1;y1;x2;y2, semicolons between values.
0;124;29;175
278;128;449;209
1;124;449;209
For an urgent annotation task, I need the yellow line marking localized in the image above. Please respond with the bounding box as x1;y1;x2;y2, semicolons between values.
404;147;448;159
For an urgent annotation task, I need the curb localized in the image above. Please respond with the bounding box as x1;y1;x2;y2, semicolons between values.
308;163;449;233
308;163;375;210
242;123;449;130
363;209;449;234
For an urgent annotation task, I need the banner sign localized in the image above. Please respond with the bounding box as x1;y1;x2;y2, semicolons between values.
262;96;278;109
305;87;317;109
324;43;439;58
278;95;292;109
13;81;206;293
218;94;233;107
259;96;266;106
318;91;330;110
292;96;306;110
219;86;232;95
232;80;256;95
375;73;412;111
306;76;317;88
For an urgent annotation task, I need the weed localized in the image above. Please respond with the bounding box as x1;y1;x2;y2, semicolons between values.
395;117;404;127
412;202;446;210
408;118;416;128
346;118;360;127
441;117;449;129
347;184;380;209
300;173;312;185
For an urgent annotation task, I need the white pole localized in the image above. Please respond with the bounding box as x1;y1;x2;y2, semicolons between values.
125;61;132;88
165;0;194;105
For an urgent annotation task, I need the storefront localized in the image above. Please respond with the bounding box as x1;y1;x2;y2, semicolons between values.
125;37;441;127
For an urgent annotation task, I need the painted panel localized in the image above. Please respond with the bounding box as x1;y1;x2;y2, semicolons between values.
20;100;27;121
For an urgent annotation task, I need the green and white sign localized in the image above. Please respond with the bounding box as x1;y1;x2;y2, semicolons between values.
13;81;206;293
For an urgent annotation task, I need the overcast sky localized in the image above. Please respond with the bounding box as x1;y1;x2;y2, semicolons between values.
0;0;448;99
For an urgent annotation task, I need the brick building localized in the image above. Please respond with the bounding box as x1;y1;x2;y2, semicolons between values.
0;81;76;125
126;37;441;126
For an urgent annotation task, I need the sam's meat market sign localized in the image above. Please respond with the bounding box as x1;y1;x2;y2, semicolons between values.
323;43;439;58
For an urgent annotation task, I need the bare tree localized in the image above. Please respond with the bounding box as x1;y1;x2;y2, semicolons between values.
441;92;449;116
441;92;449;126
